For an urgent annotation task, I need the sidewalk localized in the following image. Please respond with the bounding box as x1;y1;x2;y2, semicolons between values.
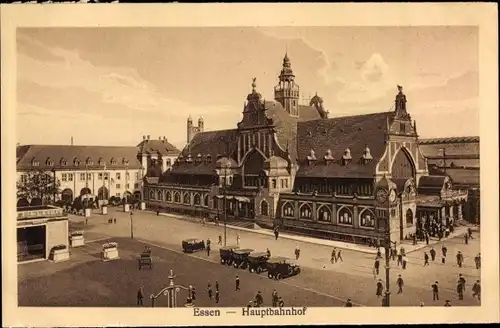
154;211;472;255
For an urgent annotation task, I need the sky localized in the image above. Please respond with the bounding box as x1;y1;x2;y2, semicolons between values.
16;26;479;150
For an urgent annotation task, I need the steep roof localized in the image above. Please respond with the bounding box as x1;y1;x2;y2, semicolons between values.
295;112;391;179
137;138;181;156
16;145;142;170
419;136;479;144
417;175;447;195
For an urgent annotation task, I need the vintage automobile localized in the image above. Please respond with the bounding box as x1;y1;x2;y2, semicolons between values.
182;238;206;253
219;245;239;265
231;248;254;269
247;251;269;273
138;251;152;270
266;256;301;280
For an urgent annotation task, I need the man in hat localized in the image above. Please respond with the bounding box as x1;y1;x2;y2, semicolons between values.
458;274;466;291
456;251;464;268
272;289;279;307
464;232;469;245
235;276;240;291
441;245;448;264
208;281;213;299
376;279;384;298
215;289;220;304
457;279;464;300
215;280;219;291
137;286;144;306
432;281;439;301
472;280;481;301
374;257;380;275
474;253;481;269
255;291;264;307
396;274;404;294
430;247;436;262
345;299;353;307
206;238;211;257
331;248;337;264
424;252;430;266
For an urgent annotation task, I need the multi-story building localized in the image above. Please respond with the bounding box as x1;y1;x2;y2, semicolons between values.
137;135;182;176
143;53;470;245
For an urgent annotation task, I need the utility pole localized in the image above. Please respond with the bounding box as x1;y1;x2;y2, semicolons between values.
130;211;134;239
384;198;391;307
223;164;228;247
439;148;447;175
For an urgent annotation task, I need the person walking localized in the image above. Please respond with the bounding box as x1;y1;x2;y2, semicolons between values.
202;216;206;226
458;274;466;291
424;252;430;266
464;233;469;245
274;228;279;240
337;249;343;262
400;246;406;257
331;248;337;264
278;297;284;307
295;245;300;260
236;233;240;246
456;280;464;300
432;281;439;301
397;251;403;267
255;291;264;307
474;253;481;269
208;282;213;300
235;276;240;291
430;247;436;261
272;289;279;307
266;248;271;258
206;238;211;257
402;255;408;270
468;227;473;239
472;280;481;301
441;245;448;264
215;289;220;304
137;286;144;306
345;299;353;307
376;279;384;298
396;274;404;294
425;232;430;245
215;280;219;291
456;251;464;268
374;257;380;275
218;234;222;245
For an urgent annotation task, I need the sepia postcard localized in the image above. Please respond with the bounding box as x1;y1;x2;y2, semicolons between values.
1;2;499;327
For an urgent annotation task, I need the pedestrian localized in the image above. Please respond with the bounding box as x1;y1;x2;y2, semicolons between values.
472;280;481;301
396;274;404;294
430;247;436;261
274;228;279;240
272;289;279;307
402;255;408;270
390;247;396;261
156;209;160;216
218;234;222;245
236;233;240;245
400;246;406;257
374;258;380;275
215;289;220;304
424;252;430;266
208;285;213;299
468;227;473;239
457;280;464;300
85;218;88;225
456;251;463;268
278;297;284;307
474;253;481;269
202;217;206;226
372;266;377;280
114;218;117;224
397;252;403;267
458;274;466;291
331;248;337;264
432;281;439;301
266;248;271;258
137;286;144;306
376;249;382;259
192;286;197;301
247;300;253;308
235;276;240;291
425;232;429;245
413;234;417;245
464;233;469;245
215;280;219;291
376;279;384;298
441;245;447;264
255;291;264;307
206;239;211;257
295;245;300;260
345;299;353;307
337;249;343;262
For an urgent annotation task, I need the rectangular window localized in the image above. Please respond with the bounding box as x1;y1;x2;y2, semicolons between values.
116;193;120;197
285;179;289;188
126;183;130;189
98;173;103;180
104;173;109;180
116;172;121;180
134;183;139;189
116;184;121;189
126;172;130;180
272;179;277;188
281;179;284;188
68;173;73;182
166;159;172;166
87;173;92;180
62;174;67;182
80;173;86;181
400;123;406;133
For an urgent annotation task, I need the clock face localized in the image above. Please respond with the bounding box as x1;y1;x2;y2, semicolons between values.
389;190;397;203
376;189;388;204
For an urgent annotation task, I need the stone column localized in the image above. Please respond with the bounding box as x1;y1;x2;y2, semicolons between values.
457;204;463;220
353;205;359;228
294;200;299;219
331;203;337;225
312;202;317;221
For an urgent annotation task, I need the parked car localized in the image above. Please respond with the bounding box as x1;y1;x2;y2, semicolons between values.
231;248;254;269
219;245;239;265
247;251;269;273
266;256;301;280
182;238;206;253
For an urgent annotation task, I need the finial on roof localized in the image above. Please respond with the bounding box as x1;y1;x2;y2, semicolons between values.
252;77;257;92
413;120;417;133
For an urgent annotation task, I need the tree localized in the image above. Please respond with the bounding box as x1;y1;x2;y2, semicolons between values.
17;170;61;205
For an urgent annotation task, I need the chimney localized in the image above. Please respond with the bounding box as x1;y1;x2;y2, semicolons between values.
71;136;73;146
147;135;150;140
143;135;146;141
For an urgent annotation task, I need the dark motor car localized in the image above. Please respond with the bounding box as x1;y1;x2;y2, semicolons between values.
231;248;254;269
182;238;206;253
219;245;239;265
247;251;269;273
266;256;301;280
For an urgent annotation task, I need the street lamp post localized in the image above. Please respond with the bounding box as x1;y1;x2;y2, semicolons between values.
223;164;228;247
383;205;391;307
130;211;134;239
150;269;189;308
439;148;447;175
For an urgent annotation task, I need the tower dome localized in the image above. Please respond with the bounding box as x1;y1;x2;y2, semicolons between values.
274;52;300;116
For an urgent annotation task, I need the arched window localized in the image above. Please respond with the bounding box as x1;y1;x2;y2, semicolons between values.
166;191;172;202
261;200;269;216
360;209;376;228
174;192;181;203
338;206;353;225
299;203;313;220
183;192;191;204
204;195;209;206
282;202;294;217
317;205;332;222
157;190;164;201
194;194;201;205
406;209;414;227
149;189;155;200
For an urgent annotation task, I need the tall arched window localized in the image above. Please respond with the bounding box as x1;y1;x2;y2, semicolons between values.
299;203;312;220
183;192;191;204
261;200;269;216
282;202;294;217
157;190;164;201
194;194;201;205
406;209;414;227
338;206;353;225
149;189;155;200
317;205;332;222
174;192;181;203
359;209;376;228
166;191;172;202
204;195;209;206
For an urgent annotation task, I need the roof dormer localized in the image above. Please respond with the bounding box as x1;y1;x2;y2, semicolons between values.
122;158;129;166
324;149;334;164
31;157;40;167
60;158;68;166
342;148;352;165
205;154;212;164
110;157;117;165
362;145;373;164
46;157;54;166
307;149;316;165
98;157;104;166
195;153;202;164
186;154;193;163
86;157;94;165
73;157;81;167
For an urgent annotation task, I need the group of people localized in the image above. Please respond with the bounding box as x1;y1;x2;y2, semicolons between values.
330;248;344;264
